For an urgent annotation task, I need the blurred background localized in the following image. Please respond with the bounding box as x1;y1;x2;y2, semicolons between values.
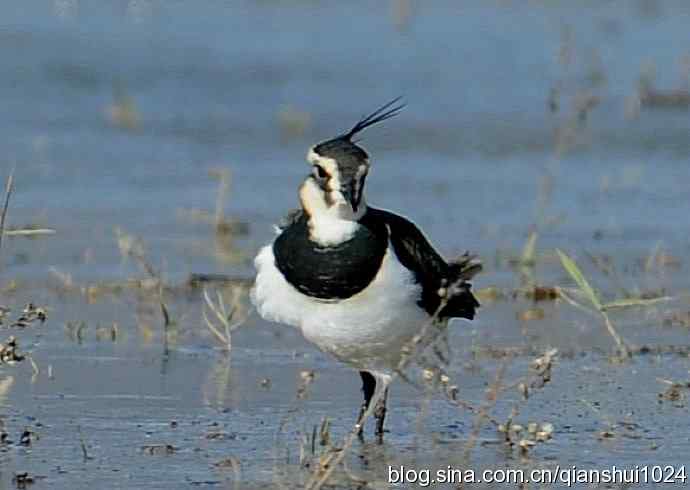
1;2;690;488
3;0;690;284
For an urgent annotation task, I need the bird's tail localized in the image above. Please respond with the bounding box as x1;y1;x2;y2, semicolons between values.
439;253;482;320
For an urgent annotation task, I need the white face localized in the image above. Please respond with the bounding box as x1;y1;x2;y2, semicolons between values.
301;147;368;221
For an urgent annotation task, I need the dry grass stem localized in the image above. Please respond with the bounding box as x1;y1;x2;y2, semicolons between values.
461;360;508;462
28;356;39;378
304;384;386;490
78;426;93;462
0;171;14;254
4;228;56;237
115;227;175;341
202;287;247;351
555;287;601;316
210;168;230;230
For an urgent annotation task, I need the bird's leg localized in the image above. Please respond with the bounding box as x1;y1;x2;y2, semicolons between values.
374;386;389;442
356;371;392;442
356;371;376;439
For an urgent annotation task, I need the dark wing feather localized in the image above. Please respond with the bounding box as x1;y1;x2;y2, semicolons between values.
366;207;447;281
366;207;481;319
443;253;482;320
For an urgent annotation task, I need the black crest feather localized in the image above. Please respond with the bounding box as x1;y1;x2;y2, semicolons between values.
343;97;405;141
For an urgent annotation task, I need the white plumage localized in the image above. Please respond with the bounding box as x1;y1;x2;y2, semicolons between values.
251;240;429;374
298;175;364;246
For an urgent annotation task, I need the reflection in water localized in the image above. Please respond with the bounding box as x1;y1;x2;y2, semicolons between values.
202;354;233;409
0;376;14;404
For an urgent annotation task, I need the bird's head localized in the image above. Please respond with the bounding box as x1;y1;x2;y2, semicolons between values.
299;98;404;221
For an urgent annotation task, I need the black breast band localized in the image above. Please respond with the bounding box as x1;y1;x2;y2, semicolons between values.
273;211;389;300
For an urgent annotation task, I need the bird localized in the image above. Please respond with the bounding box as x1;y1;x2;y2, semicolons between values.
251;98;481;440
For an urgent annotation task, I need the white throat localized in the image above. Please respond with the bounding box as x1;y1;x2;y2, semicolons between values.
299;178;367;246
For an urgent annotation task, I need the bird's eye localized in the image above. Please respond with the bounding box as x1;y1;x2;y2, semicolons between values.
313;166;328;180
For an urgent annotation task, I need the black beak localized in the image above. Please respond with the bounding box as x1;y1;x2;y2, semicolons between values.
341;185;359;213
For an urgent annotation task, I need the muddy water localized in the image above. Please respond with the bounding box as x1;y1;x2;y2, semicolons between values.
2;1;690;488
1;288;689;489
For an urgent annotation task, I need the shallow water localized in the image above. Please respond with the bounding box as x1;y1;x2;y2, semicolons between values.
1;1;690;488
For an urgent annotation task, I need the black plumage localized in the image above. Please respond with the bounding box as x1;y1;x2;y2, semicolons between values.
273;210;389;300
314;139;369;165
367;208;480;319
273;207;480;320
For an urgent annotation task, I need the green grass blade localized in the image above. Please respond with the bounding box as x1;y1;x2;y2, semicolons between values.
520;230;538;266
556;249;602;310
602;296;672;311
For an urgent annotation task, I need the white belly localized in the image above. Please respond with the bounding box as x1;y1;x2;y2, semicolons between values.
251;243;429;372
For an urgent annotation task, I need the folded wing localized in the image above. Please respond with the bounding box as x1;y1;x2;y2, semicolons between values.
367;207;481;319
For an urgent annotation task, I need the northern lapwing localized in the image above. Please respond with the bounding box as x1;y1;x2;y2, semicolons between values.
252;98;481;439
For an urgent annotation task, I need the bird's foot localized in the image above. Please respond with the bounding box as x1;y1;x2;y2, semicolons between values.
374;429;389;445
355;402;368;440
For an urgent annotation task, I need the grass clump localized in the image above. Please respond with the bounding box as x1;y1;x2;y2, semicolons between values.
556;249;670;360
202;286;247;352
